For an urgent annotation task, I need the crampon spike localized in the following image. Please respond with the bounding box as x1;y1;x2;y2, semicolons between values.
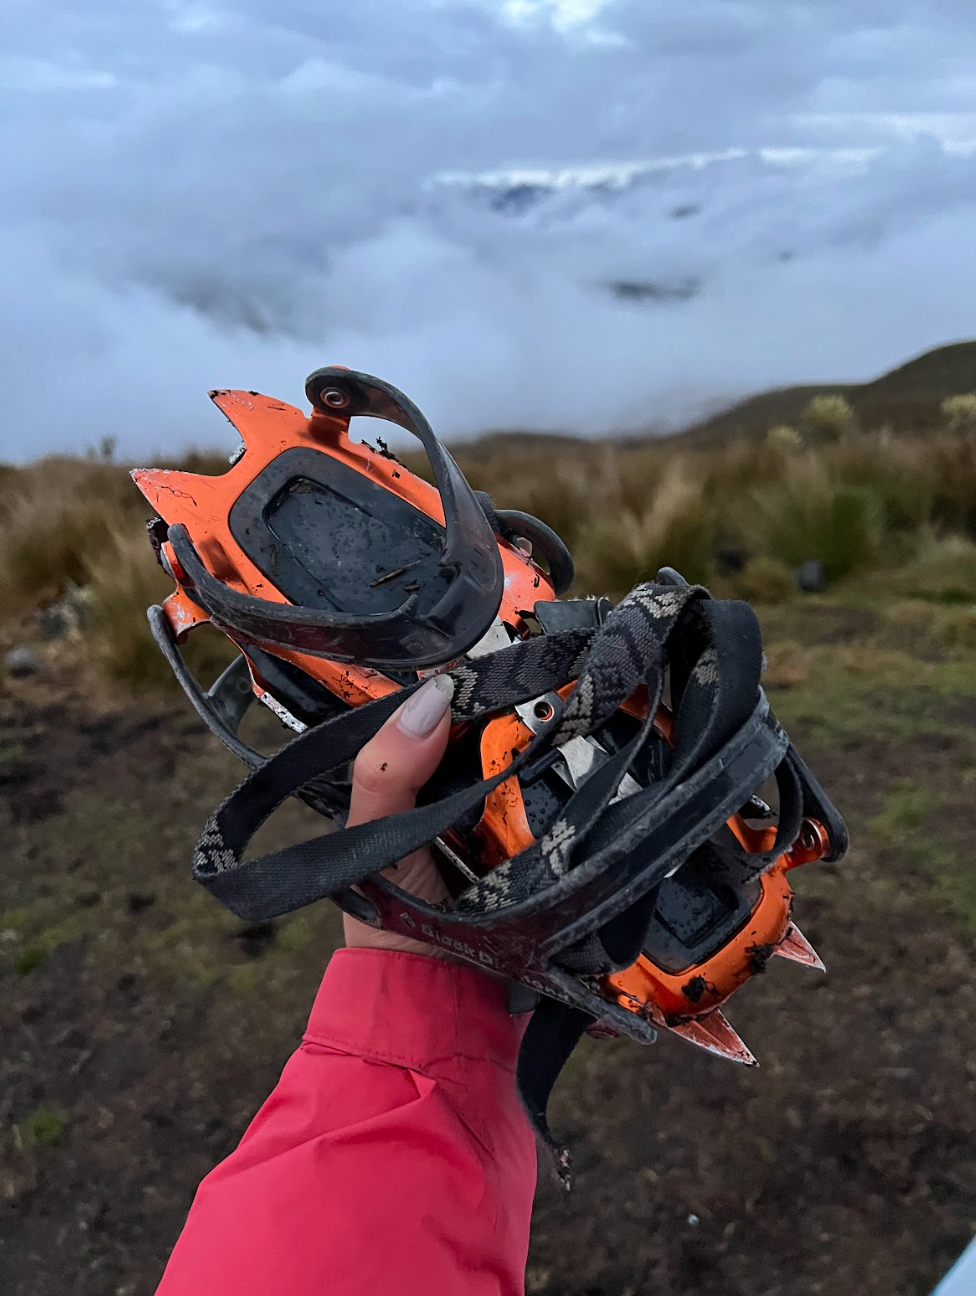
665;1011;758;1066
774;924;826;972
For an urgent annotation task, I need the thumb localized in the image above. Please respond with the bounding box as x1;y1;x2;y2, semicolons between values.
347;675;455;828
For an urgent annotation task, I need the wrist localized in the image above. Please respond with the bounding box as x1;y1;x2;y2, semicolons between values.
342;912;449;958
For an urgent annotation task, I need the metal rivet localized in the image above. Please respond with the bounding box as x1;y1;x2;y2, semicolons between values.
320;387;350;409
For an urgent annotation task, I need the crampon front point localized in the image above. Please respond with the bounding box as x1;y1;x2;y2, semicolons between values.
133;366;848;1177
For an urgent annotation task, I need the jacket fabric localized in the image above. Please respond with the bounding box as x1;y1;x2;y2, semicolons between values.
155;949;537;1295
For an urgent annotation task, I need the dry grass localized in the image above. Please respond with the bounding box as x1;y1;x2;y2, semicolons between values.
83;530;236;690
887;533;976;604
573;460;712;594
0;460;144;619
0;453;232;689
84;530;173;685
799;394;858;444
457;424;976;594
4;417;976;689
731;555;795;605
941;394;976;434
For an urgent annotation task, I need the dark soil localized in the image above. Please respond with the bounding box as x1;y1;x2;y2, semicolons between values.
2;633;976;1296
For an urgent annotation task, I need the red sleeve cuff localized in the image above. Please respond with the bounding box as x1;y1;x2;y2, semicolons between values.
304;949;525;1077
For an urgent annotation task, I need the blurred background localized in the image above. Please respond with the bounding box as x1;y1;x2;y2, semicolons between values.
2;2;976;1294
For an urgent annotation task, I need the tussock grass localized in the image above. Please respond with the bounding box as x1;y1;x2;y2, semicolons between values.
85;529;171;685
765;424;803;454
732;556;795;605
888;534;976;604
0;452;233;689
799;394;858;444
84;530;236;689
458;423;976;596
941;394;976;434
573;460;712;594
5;415;976;691
0;461;143;618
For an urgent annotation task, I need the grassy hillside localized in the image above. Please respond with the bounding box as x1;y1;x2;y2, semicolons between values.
675;340;976;445
4;389;976;688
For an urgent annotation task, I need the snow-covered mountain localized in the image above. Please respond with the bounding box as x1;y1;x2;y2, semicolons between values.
427;142;975;309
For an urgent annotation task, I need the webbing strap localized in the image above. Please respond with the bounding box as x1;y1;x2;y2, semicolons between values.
194;625;595;918
193;585;706;914
516;998;592;1185
193;583;789;921
188;580;801;1174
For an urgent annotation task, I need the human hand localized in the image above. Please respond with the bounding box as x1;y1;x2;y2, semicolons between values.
343;675;455;956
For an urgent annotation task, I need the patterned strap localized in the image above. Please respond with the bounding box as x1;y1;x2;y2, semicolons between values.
192;583;787;928
190;581;807;1177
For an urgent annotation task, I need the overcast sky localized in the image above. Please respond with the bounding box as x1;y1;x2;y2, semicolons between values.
1;0;975;459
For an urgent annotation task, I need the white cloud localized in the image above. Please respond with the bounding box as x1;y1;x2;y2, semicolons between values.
1;0;975;458
0;57;118;93
501;0;615;32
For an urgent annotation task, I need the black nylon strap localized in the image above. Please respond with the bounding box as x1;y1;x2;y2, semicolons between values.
193;585;786;924
186;579;818;1177
194;627;597;917
516;998;593;1188
193;588;704;916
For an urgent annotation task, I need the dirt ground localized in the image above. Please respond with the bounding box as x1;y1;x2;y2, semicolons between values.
2;599;975;1296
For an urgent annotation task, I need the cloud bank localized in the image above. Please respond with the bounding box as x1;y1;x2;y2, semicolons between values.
1;0;975;459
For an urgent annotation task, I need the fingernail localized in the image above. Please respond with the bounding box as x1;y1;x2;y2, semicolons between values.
397;675;455;738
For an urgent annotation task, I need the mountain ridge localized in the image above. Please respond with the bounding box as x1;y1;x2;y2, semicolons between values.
447;341;976;453
672;340;976;446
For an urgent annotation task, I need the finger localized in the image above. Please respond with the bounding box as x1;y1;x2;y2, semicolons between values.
344;675;455;940
343;676;455;954
347;675;454;828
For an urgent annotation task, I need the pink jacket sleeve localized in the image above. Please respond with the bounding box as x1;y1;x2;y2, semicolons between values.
155;949;538;1296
